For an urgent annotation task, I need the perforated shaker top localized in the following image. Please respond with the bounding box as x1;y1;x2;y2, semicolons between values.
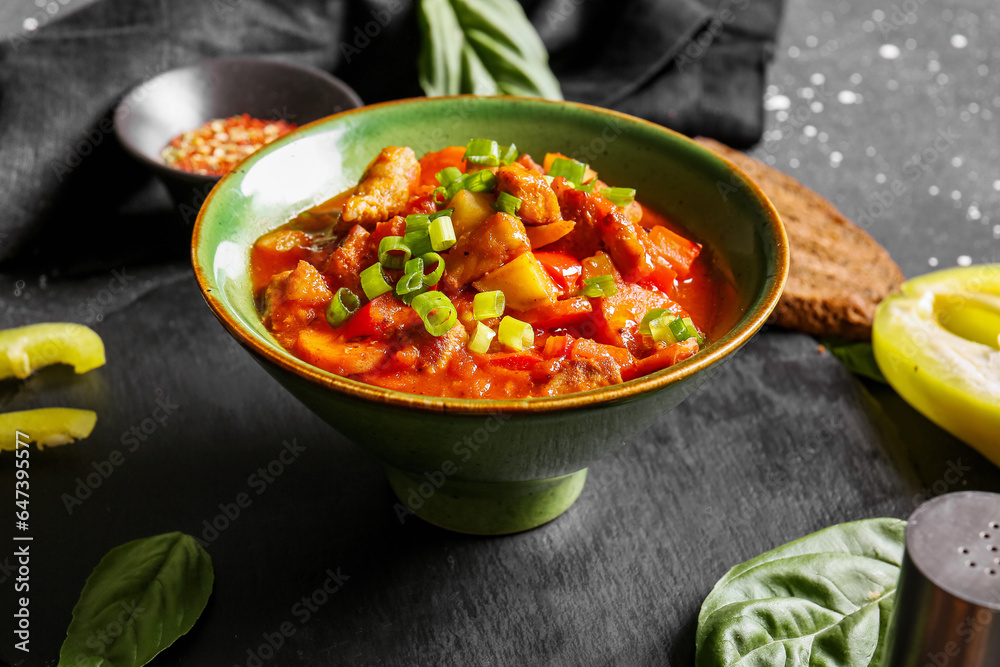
907;490;1000;609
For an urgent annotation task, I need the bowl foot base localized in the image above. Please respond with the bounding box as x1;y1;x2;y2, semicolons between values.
385;467;588;535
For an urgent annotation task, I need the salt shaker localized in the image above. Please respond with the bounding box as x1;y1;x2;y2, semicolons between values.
882;491;1000;666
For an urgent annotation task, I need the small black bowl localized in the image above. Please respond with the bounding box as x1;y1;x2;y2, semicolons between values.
113;57;362;220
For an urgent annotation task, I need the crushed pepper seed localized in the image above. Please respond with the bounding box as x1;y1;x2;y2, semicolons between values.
161;114;297;176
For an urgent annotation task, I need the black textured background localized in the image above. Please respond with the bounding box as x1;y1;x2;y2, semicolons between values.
1;0;999;665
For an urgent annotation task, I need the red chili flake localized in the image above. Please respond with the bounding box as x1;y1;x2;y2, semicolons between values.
160;114;297;176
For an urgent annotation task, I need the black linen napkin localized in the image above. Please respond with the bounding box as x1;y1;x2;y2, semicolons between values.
0;0;784;269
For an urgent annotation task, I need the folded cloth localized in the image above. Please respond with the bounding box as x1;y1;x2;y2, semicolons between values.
0;0;784;268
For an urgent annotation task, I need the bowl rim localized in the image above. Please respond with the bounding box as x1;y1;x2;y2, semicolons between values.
191;95;788;415
113;56;363;183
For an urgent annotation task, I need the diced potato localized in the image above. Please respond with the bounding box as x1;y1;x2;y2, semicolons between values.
444;212;531;288
474;252;560;312
448;190;495;238
526;220;575;249
580;251;619;281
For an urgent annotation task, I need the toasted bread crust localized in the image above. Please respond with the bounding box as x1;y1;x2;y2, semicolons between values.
695;137;904;340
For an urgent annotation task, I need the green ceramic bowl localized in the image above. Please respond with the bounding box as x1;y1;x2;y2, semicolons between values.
192;96;787;535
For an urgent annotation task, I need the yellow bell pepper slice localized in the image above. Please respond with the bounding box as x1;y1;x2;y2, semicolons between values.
0;323;105;380
873;264;1000;462
0;409;98;450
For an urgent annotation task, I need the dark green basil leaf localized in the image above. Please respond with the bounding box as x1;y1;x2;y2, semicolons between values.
822;339;888;384
418;0;563;99
696;518;906;667
58;532;213;666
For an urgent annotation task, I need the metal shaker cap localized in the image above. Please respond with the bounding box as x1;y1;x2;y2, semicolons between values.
882;491;1000;666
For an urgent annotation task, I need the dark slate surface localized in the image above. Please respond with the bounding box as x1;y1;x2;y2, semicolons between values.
1;0;999;665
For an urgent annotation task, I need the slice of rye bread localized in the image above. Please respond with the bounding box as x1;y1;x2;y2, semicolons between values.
694;136;904;341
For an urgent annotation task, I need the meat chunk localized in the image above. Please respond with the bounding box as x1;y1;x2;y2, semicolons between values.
320;225;374;294
415;323;467;372
516;153;546;175
261;260;332;347
343;146;420;225
496;161;562;225
444;212;531;289
541;356;622;395
551;178;655;281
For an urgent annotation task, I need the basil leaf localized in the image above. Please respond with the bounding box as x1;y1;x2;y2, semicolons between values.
58;532;214;666
822;339;888;384
418;0;563;99
696;518;906;667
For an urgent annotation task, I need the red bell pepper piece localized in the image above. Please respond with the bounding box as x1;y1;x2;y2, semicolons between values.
534;251;584;293
340;294;419;340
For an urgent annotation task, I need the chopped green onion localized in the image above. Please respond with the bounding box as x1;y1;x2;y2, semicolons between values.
669;316;704;344
405;214;431;231
360;264;392;300
638;308;668;336
420;252;445;286
549;157;587;187
463;138;500;167
473;290;506;320
429;216;457;251
430;208;454;220
404;257;424;276
499;143;518;165
463;169;496;193
436;167;462;186
602;187;636;207
325;288;359;328
467;322;496;354
576;181;595;193
395;270;425;296
649;316;679;345
398;285;428;306
580;274;618;298
411;291;458;337
669;317;690;341
492;191;522;216
444;170;497;201
432;186;448;205
498;316;533;352
378;236;412;269
403;230;433;257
